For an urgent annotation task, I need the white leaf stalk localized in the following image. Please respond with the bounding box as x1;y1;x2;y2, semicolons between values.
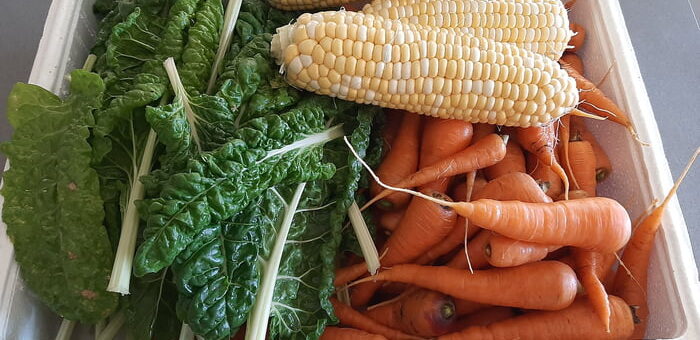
54;319;75;340
164;57;203;152
107;129;158;294
178;323;195;340
347;201;380;275
259;124;344;163
246;183;307;340
206;0;243;94
96;312;125;340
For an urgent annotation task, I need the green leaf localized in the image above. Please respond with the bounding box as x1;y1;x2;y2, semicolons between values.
0;70;118;323
178;0;224;94
134;104;341;276
124;271;181;340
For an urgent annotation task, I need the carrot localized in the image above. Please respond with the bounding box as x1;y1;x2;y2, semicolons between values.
556;189;589;201
571;116;613;181
484;235;561;268
471;123;496;142
336;262;371;287
451;173;487;202
365;289;457;337
341;0;371;12
415;217;479;265
445;197;631;253
445;230;491;270
378;208;405;232
353;261;578;311
613;148;699;338
451;306;516;331
321;327;387;340
353;192;458;306
438;296;635;340
371;112;422;210
566;137;597;197
568;23;586;52
364;134;508;210
330;298;419;340
560;52;585;75
472;172;553;203
454;299;488;317
382;192;457;266
558;115;576;191
438;172;552;268
516;123;570;200
560;61;644;143
527;153;563;199
572;248;612;332
483;138;525;180
419;118;473;193
565;0;578;10
381;109;403;152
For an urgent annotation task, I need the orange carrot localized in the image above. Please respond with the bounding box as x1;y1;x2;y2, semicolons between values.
378;208;405;232
560;61;643;143
560;53;585;75
558;115;576;191
444;197;631;253
330;298;419;340
381;109;403;152
568;23;586;52
336;262;371;287
451;306;516;331
484;235;561;268
419;118;473;193
445;230;491;270
613;148;699;338
353;192;458;306
572;248;612;332
382;192;457;266
438;296;635;340
556;190;589;201
354;261;578;310
451;173;487;202
565;0;578;10
471;123;496;142
321;327;387;340
454;299;488;317
371;112;422;210
472;172;553;203
364;134;508;210
571;116;613;181
527;153;563;199
365;289;457;337
566;137;597;197
415;217;479;265
483;139;526;180
444;177;541;266
516;123;570;200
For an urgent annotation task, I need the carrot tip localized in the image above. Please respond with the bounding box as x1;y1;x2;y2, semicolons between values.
628;125;650;146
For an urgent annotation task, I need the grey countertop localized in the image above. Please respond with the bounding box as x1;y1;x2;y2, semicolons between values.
1;0;699;268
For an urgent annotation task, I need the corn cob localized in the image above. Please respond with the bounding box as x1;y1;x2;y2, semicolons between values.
271;11;578;127
362;0;572;59
267;0;347;11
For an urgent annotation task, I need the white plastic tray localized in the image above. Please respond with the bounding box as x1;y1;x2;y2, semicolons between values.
1;0;699;338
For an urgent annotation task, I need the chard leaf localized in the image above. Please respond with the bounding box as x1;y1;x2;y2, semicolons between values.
124;271;181;340
0;70;118;323
133;104;341;276
179;0;224;94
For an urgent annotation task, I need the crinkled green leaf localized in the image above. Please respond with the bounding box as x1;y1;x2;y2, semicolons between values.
124;271;181;340
178;0;224;94
0;70;118;323
134;103;340;276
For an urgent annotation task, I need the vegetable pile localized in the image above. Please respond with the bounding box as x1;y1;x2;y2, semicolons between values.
1;0;697;339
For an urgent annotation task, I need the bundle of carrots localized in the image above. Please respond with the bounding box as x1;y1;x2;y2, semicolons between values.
322;9;700;339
